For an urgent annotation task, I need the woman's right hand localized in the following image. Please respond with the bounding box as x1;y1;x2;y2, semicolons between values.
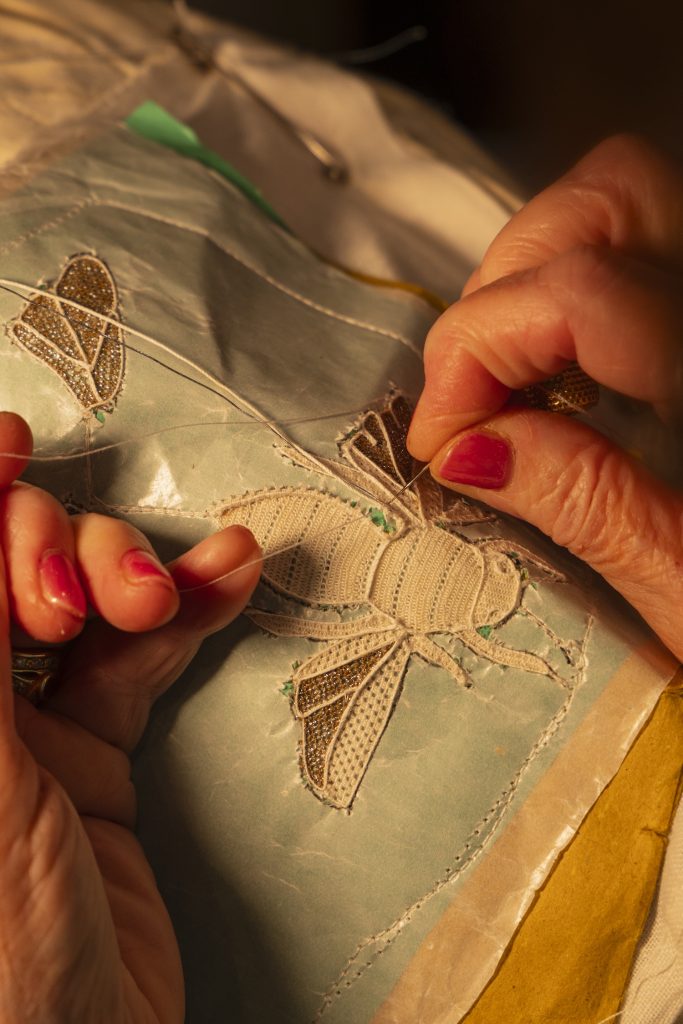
408;135;683;661
0;412;262;1023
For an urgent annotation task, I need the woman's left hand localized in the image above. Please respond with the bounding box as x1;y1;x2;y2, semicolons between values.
0;412;261;1023
408;135;683;663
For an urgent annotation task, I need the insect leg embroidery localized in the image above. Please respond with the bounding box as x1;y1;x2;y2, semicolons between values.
219;392;568;809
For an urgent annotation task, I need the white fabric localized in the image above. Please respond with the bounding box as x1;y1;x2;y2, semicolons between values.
0;1;681;1018
0;0;517;298
200;29;517;298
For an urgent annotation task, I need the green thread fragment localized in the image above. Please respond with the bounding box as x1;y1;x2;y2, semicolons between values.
368;507;396;533
506;550;532;582
280;680;294;697
94;410;105;424
476;625;493;639
126;102;286;228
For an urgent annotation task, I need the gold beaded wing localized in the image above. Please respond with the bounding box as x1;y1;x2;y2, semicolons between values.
222;393;566;810
10;254;125;415
292;632;411;809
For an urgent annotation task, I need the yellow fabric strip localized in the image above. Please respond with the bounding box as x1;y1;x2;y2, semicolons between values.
463;668;683;1024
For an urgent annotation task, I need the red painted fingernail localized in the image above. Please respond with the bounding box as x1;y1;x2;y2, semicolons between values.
121;549;173;586
438;432;512;489
39;551;86;620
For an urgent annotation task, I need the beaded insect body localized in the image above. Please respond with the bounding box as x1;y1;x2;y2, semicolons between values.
219;394;564;810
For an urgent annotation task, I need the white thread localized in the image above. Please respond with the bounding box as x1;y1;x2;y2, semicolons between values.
0;279;432;593
314;614;593;1018
0;407;386;463
178;465;431;594
0;276;276;426
0;274;407;483
95;197;424;354
0;191;425;357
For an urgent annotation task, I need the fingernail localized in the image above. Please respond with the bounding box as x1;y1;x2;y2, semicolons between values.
39;551;87;619
121;548;174;586
438;431;512;489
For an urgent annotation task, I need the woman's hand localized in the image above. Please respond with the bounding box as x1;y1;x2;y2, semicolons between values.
408;135;683;662
0;412;261;1023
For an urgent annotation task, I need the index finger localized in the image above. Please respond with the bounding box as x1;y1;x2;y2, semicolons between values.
467;134;683;293
46;525;261;752
408;245;683;460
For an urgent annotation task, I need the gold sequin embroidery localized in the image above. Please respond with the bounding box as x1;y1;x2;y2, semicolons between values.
10;254;125;414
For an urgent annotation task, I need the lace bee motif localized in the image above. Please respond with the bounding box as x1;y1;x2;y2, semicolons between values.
220;394;566;810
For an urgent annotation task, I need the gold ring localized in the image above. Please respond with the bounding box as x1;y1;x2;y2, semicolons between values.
11;648;61;706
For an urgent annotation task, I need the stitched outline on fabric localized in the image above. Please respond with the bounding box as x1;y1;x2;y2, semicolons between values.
0;197;98;258
313;614;594;1020
0;193;423;353
0;197;589;1017
88;197;424;355
218;394;572;814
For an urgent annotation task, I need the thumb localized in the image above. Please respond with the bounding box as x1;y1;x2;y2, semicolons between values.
430;408;683;662
47;525;262;753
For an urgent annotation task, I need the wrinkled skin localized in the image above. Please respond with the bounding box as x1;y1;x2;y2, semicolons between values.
409;135;683;663
1;133;682;1024
0;412;261;1023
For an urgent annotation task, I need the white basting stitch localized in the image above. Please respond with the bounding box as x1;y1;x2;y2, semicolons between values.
314;614;594;1019
219;393;569;815
95;197;425;355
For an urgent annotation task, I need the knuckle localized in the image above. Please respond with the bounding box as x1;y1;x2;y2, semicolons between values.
583;132;663;173
541;442;634;564
71;510;112;539
541;242;621;308
573;133;683;240
481;233;556;284
481;134;683;286
424;303;474;356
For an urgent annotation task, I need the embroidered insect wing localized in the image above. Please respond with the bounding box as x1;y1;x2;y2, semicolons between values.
220;394;553;809
9;254;125;414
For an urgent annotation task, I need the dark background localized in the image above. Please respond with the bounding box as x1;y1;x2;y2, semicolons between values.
189;0;683;192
